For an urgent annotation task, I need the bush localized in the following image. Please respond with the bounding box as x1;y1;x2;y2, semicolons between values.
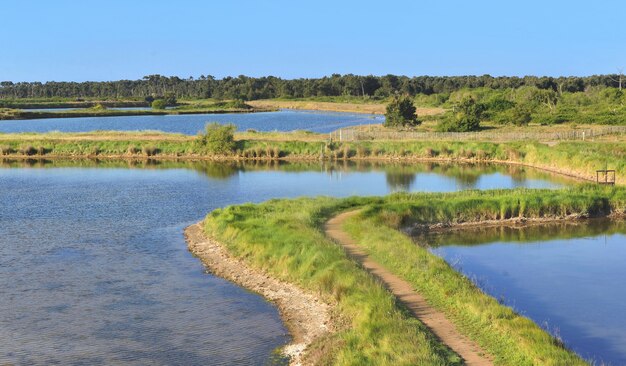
510;104;532;126
438;97;484;132
197;123;237;155
0;145;13;155
384;95;421;127
151;99;166;110
127;145;140;155
142;145;159;156
19;145;36;156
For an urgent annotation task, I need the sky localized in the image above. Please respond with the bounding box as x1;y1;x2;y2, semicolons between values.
1;0;625;82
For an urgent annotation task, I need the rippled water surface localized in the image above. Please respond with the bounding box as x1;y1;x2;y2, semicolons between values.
429;221;626;365
0;161;569;365
0;109;382;134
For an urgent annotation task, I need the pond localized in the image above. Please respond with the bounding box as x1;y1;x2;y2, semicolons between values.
0;109;382;134
428;220;626;365
0;161;570;365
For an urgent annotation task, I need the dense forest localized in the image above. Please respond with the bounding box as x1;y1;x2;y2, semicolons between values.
0;74;623;100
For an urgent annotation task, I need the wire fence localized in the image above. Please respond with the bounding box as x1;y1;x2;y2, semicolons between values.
329;126;626;142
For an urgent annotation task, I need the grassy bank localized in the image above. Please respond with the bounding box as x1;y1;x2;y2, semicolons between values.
204;186;624;364
0;107;270;120
0;132;622;184
0;98;148;109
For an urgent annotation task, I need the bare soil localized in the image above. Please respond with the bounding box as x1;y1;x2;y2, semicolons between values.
247;99;445;116
325;211;494;366
184;223;334;366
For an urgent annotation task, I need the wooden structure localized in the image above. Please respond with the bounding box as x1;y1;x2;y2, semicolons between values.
596;170;616;185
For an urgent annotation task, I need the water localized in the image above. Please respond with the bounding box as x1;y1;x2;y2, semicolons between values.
0;109;382;134
0;161;569;365
428;221;626;365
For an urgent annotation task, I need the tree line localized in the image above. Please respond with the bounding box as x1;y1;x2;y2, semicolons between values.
0;74;623;100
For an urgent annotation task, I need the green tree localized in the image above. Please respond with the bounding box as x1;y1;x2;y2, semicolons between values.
510;104;532;126
384;95;420;127
438;96;484;132
198;123;237;154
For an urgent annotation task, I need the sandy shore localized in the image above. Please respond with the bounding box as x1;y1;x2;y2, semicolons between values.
184;223;334;366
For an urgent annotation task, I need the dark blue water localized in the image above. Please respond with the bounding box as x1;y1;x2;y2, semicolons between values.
0;162;568;365
0;109;382;134
430;223;626;365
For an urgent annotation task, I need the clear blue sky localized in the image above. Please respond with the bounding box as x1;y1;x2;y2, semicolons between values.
2;0;625;82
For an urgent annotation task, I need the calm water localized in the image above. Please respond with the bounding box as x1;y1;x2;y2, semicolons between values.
429;222;626;365
0;109;382;134
0;161;568;365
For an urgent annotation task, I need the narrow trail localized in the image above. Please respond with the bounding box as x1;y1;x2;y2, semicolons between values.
324;210;493;366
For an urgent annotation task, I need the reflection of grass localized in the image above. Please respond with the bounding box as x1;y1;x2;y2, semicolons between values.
423;218;626;247
203;186;624;364
0;159;578;188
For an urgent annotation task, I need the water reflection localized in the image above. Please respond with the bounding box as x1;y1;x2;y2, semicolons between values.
0;158;576;190
423;219;626;247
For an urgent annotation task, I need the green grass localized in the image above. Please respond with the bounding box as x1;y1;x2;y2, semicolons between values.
205;197;461;366
204;186;624;365
0;133;623;184
0;101;272;120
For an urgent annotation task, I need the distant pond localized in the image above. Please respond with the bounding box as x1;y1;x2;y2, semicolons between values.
0;109;383;134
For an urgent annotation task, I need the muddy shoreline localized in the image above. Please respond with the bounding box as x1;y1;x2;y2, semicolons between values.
184;223;334;366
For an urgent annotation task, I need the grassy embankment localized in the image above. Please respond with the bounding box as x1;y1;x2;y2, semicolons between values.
0;99;273;120
0;131;623;183
204;185;625;365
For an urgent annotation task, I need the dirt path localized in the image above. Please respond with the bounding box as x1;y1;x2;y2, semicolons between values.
325;211;493;366
184;223;333;366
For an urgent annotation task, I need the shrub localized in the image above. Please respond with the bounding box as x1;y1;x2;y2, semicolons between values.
438;97;485;132
142;145;159;156
197;123;236;155
510;104;532;126
151;99;166;110
127;145;140;155
0;145;13;155
19;145;36;156
384;95;421;127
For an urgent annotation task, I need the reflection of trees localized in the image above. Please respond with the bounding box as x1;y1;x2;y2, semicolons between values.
435;164;483;187
386;172;416;192
507;166;527;184
195;162;239;180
